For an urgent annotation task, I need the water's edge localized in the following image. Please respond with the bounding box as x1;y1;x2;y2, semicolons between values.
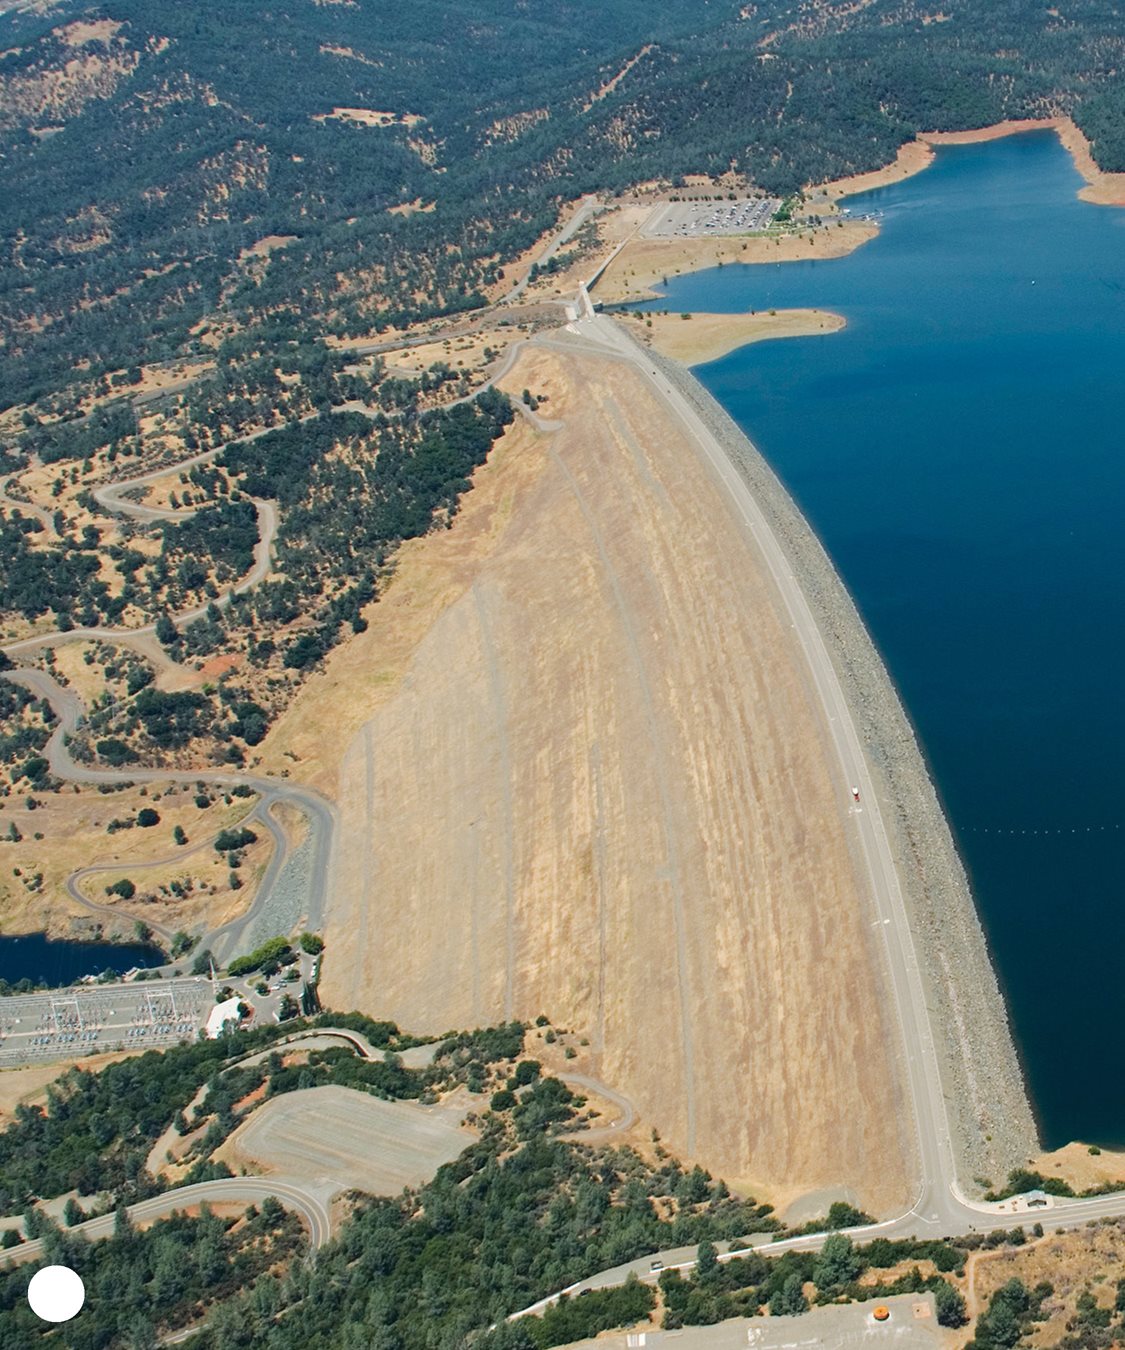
0;932;166;990
647;336;1038;1189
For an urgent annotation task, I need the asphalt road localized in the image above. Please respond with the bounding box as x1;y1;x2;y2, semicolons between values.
61;797;282;947
1;1176;332;1268
2;663;337;965
3;416;324;664
1;497;277;660
498;194;603;305
503;309;1125;1320
0;431;338;965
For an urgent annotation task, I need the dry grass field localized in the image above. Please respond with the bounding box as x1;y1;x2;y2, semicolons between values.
966;1221;1125;1344
217;1084;476;1194
632;309;845;366
0;782;265;936
1033;1140;1125;1192
595;219;878;303
267;333;913;1214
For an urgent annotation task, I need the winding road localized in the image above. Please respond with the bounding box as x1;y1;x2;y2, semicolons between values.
1;1177;333;1268
0;470;57;538
1;1025;443;1270
1;663;336;965
0;439;335;966
1;495;277;662
495;306;1125;1318
62;795;285;948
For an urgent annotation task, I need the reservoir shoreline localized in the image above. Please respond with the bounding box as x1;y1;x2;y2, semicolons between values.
644;338;1039;1188
597;121;1125;1158
598;118;1125;309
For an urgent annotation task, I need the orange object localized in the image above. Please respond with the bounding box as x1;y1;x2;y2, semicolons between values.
873;1306;890;1322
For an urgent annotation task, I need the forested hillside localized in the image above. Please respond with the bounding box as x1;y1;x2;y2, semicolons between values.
2;0;1125;409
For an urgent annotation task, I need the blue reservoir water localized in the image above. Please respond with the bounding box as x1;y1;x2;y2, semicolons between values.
632;131;1125;1149
0;933;164;989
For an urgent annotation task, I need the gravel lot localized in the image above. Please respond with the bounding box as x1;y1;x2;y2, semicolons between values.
655;348;1039;1191
222;1084;475;1195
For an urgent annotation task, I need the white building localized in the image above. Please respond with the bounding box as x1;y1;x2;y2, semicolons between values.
205;996;244;1039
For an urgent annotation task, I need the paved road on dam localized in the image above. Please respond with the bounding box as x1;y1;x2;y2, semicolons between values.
506;309;1125;1319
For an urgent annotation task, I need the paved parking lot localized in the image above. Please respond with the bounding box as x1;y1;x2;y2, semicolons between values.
555;1294;940;1349
643;198;782;238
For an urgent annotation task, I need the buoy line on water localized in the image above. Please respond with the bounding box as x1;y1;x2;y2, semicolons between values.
967;822;1123;837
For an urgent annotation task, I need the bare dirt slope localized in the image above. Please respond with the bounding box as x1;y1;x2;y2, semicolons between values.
318;338;913;1214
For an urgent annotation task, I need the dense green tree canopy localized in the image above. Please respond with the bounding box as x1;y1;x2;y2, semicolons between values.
2;0;1125;408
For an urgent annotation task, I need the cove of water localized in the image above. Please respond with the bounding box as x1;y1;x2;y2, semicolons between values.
0;933;164;989
631;131;1125;1150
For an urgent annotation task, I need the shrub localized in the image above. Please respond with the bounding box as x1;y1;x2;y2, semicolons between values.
96;737;135;766
769;1273;808;1317
826;1201;872;1230
934;1280;967;1328
214;827;257;852
510;1060;541;1087
227;936;292;977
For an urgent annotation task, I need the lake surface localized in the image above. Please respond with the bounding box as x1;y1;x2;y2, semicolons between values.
632;131;1125;1150
0;933;165;989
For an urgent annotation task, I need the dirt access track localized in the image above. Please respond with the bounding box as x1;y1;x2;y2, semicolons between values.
288;325;913;1216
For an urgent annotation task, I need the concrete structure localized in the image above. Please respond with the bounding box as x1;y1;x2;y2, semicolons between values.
0;976;210;1066
205;996;244;1039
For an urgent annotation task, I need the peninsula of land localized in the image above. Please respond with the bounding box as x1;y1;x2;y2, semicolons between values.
593;118;1125;310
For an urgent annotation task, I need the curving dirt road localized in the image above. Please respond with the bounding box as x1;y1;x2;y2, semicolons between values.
63;796;282;948
559;1072;637;1143
1;495;277;664
0;471;57;538
2;662;335;964
0;442;332;964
